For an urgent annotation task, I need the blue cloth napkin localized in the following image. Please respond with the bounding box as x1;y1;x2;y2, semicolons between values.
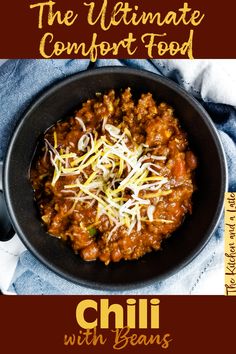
0;59;235;295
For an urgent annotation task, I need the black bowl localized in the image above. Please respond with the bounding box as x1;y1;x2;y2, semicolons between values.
3;67;227;290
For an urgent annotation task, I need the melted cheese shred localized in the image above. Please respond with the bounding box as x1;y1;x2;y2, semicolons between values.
48;124;173;236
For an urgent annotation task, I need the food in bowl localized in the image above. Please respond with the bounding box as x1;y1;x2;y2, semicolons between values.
30;88;197;265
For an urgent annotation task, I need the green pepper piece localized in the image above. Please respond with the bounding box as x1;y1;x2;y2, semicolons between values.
89;227;98;236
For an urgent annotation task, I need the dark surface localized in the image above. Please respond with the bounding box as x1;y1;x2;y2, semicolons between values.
0;162;14;241
0;191;15;241
3;67;227;290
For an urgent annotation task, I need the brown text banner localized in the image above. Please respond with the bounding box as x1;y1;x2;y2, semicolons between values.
1;295;235;353
0;0;236;59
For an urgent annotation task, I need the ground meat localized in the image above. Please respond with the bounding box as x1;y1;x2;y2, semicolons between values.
30;88;197;265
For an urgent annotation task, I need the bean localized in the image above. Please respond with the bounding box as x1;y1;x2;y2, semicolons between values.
111;247;122;262
185;151;197;170
81;243;99;261
172;157;186;179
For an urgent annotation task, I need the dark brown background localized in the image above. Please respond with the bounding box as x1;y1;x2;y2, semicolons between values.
1;0;236;58
1;295;235;353
1;1;235;353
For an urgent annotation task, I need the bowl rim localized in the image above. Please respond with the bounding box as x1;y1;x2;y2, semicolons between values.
3;66;228;290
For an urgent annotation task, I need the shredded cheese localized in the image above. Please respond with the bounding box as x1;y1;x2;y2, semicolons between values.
46;122;172;238
53;131;58;149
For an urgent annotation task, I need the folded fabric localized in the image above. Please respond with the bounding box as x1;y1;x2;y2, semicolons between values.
0;59;235;295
